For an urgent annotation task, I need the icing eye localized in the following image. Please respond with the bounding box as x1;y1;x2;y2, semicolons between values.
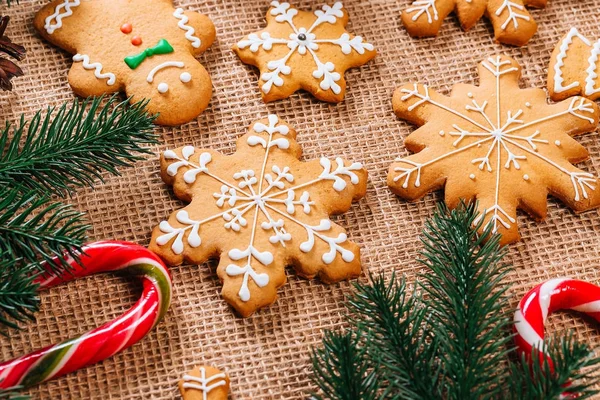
131;36;143;46
157;83;169;94
179;72;192;83
120;23;132;34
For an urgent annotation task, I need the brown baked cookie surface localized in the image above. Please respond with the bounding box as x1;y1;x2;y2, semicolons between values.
149;115;367;317
388;55;600;245
547;28;600;102
233;1;376;103
179;366;229;400
34;0;216;126
401;0;547;46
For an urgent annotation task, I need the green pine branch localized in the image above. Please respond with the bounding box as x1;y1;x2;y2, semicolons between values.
311;202;600;399
420;202;512;399
0;96;157;197
0;255;39;330
0;188;88;274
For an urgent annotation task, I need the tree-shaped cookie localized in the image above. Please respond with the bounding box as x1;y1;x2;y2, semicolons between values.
388;55;600;245
548;28;600;102
34;0;215;126
149;115;367;316
401;0;547;46
233;1;376;103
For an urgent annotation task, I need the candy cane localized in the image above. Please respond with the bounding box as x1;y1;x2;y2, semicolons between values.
514;278;600;364
0;241;172;390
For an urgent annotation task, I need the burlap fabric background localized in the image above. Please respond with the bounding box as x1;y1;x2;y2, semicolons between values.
2;0;600;398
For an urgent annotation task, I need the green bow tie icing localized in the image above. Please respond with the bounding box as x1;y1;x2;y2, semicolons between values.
124;39;174;69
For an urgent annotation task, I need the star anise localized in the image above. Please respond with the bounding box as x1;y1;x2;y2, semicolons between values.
0;15;25;91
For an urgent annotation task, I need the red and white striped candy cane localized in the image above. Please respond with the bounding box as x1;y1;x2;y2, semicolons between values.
0;241;172;390
514;278;600;362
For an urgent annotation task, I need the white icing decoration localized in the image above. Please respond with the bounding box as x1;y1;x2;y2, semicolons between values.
236;1;373;94
173;8;202;48
555;140;561;146
147;61;185;83
525;102;531;107
44;0;80;34
180;72;192;83
553;28;592;94
469;174;475;180
157;83;169;94
72;54;116;85
439;130;445;136
495;0;530;30
157;114;363;302
406;0;438;23
523;174;529;181
394;55;598;235
182;368;227;400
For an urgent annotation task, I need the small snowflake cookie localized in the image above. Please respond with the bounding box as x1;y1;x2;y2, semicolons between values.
233;1;376;103
401;0;547;46
388;55;600;245
548;28;600;102
149;115;367;316
179;366;229;400
33;0;216;126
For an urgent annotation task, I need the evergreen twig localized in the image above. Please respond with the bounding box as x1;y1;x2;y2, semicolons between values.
0;255;38;330
0;188;88;274
0;96;157;197
311;202;600;399
420;202;512;399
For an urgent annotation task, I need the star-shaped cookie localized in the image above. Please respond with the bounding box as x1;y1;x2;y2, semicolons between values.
233;1;376;103
388;55;600;244
149;115;367;316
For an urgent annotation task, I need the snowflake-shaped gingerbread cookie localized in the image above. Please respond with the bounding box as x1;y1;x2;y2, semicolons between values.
233;2;376;103
402;0;547;46
388;55;600;244
34;0;215;126
149;115;367;316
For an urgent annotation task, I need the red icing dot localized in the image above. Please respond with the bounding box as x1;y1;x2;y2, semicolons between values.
131;36;143;46
120;23;132;34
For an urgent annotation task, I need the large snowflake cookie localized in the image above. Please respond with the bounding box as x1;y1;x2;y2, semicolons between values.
149;115;367;316
548;28;600;102
388;55;600;245
34;0;216;126
233;2;376;103
401;0;547;46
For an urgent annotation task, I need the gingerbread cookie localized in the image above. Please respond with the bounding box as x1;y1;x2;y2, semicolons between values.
179;366;229;400
401;0;547;46
548;28;600;102
149;115;367;316
388;55;600;245
34;0;216;126
233;1;376;103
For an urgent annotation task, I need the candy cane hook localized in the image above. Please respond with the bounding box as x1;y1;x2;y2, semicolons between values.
0;241;172;390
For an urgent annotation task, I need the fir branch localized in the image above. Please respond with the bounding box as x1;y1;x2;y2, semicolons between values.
0;255;38;330
420;202;512;399
311;331;379;400
0;389;28;400
0;96;157;197
0;188;88;274
507;334;600;400
346;274;439;399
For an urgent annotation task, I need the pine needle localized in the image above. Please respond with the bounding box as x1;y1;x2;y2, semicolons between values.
0;255;39;330
420;202;513;399
0;96;157;197
0;188;88;274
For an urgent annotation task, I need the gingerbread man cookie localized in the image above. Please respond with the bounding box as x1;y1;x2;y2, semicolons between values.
34;0;216;126
179;366;229;400
401;0;547;46
149;115;367;316
388;55;600;244
548;28;600;102
233;2;376;103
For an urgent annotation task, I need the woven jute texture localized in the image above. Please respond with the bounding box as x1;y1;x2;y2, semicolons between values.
2;0;600;398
